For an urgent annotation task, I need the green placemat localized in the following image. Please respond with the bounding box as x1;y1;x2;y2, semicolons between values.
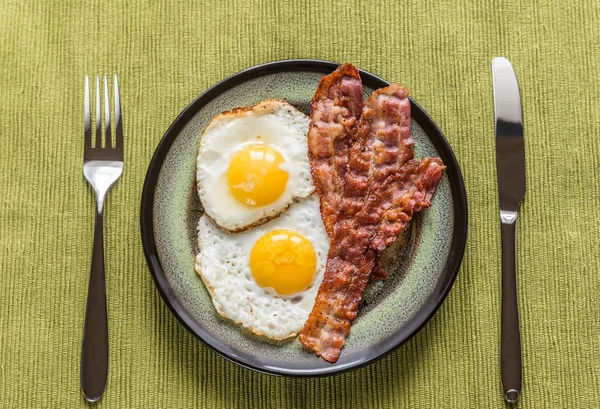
1;0;599;407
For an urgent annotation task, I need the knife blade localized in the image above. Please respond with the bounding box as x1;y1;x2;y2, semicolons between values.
492;56;526;404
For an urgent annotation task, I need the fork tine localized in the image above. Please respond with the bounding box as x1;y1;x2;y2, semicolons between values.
84;76;91;153
95;75;102;148
104;74;112;149
114;74;123;155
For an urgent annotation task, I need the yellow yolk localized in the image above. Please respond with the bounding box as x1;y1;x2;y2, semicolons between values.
250;229;317;295
227;144;288;207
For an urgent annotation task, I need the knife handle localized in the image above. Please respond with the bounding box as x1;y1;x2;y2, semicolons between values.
500;212;522;404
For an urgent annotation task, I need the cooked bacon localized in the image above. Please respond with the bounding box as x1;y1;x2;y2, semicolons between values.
361;84;413;185
301;64;445;362
371;158;446;252
308;66;414;270
333;83;413;227
370;260;388;280
299;158;445;362
307;63;363;237
348;84;412;281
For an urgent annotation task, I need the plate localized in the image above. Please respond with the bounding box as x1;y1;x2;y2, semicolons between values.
140;59;468;377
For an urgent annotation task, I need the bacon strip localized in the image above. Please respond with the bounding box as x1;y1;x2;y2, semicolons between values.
361;84;413;187
332;83;415;235
353;85;412;280
371;158;446;252
307;63;363;237
302;66;445;362
299;159;445;362
308;66;415;273
370;260;389;280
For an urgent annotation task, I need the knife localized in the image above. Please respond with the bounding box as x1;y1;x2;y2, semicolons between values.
492;56;526;404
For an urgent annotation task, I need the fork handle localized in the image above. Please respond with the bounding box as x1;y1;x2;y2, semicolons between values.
81;208;108;402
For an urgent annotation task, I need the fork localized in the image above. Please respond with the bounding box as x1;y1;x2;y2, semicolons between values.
81;74;123;402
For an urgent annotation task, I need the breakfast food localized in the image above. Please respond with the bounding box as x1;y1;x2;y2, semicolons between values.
196;99;314;232
298;63;445;362
194;63;445;362
307;63;363;237
307;63;398;281
194;195;329;339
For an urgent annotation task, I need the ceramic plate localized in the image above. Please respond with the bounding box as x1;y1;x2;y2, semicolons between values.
140;59;468;377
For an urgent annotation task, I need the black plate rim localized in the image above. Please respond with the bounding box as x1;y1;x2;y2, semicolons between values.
140;58;468;377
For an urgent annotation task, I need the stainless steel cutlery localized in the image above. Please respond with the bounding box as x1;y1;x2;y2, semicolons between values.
492;57;526;404
81;74;123;402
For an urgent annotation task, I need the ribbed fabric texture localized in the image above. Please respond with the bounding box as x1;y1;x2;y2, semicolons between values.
0;0;599;407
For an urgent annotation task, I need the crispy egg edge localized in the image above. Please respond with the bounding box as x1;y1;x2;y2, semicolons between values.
193;221;300;341
195;99;315;233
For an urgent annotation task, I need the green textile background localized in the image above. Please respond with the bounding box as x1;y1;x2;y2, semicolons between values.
1;0;598;407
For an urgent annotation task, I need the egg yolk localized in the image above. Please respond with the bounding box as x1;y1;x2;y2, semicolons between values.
250;229;317;295
227;144;288;207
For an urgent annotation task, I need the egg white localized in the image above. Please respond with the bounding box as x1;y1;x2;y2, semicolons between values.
196;99;314;232
194;195;330;340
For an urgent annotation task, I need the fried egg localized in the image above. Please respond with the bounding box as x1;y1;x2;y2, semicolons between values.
194;195;329;340
196;100;314;232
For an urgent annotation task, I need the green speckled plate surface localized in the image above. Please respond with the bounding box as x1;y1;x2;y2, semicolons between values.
140;60;468;377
